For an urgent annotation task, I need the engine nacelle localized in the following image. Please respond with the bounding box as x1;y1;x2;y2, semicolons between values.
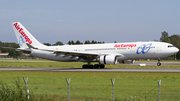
118;60;135;64
99;55;117;64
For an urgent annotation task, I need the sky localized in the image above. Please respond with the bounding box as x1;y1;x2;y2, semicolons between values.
0;0;180;44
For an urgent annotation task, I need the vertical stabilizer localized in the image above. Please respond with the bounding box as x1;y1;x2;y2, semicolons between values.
12;22;45;48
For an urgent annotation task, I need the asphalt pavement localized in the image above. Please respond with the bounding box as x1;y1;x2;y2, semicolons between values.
0;61;180;72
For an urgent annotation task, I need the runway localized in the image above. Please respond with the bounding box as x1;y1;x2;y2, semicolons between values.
0;67;180;72
121;61;180;65
0;61;180;72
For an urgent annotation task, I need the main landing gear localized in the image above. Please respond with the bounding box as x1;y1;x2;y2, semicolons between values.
157;58;161;66
82;64;105;69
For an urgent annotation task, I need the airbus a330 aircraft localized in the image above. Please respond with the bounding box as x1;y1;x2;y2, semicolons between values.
11;22;179;68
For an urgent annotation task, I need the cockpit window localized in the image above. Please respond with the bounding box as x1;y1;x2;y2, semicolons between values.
168;45;174;48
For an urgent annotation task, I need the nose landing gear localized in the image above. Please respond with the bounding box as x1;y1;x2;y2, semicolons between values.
157;58;161;66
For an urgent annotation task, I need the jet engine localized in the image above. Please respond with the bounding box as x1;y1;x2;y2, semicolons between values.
99;55;117;64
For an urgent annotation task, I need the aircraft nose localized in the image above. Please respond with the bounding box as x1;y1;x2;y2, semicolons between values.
172;47;179;54
175;47;179;53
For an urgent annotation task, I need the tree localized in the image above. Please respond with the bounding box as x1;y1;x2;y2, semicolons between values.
43;43;51;46
0;42;21;58
67;41;72;45
84;40;91;44
159;33;180;60
169;35;180;47
75;40;82;44
169;35;180;59
91;40;97;44
71;40;75;45
97;41;102;44
164;38;171;43
160;31;170;42
53;41;63;46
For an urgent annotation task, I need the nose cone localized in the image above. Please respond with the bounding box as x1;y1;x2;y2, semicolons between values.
163;46;179;57
175;47;179;53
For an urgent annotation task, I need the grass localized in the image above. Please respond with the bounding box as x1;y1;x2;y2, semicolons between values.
0;71;180;100
0;78;26;101
0;59;180;100
0;78;68;101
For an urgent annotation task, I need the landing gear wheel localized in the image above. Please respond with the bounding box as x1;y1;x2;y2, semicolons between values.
82;64;94;69
82;65;88;69
99;64;105;68
94;64;99;69
82;64;105;69
89;65;94;69
157;62;161;66
157;58;161;66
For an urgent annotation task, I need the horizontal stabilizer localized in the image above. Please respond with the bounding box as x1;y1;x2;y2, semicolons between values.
2;47;17;50
26;43;38;49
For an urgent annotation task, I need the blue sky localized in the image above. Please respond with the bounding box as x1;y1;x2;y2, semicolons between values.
0;0;180;44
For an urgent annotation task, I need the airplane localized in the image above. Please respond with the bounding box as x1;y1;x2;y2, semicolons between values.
11;22;179;68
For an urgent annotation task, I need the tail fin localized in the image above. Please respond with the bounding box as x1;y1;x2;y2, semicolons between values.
12;22;45;48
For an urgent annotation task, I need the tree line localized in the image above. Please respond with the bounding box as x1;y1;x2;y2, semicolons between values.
44;40;105;46
0;41;21;58
0;33;180;59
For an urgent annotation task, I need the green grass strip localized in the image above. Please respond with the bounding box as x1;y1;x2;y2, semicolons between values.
0;71;179;100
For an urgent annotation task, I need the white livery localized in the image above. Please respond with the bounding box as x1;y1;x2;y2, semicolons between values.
11;22;179;68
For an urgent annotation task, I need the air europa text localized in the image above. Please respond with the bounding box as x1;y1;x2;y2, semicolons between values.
13;22;32;44
114;44;136;48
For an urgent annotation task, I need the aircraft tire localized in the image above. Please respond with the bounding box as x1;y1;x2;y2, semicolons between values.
157;62;161;66
94;64;99;69
99;64;105;68
83;64;105;69
89;65;94;69
82;65;88;69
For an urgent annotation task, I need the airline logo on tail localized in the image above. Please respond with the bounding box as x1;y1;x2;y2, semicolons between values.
13;22;32;45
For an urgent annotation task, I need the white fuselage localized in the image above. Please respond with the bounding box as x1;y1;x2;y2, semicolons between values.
30;41;179;62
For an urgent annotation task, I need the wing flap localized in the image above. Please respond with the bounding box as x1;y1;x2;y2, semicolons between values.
54;50;124;60
53;50;100;56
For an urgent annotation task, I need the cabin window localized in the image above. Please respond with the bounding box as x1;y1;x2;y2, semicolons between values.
168;45;174;48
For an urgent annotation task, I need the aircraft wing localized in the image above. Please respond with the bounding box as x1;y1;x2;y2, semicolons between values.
53;50;100;61
53;50;100;56
53;50;124;61
26;43;124;61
